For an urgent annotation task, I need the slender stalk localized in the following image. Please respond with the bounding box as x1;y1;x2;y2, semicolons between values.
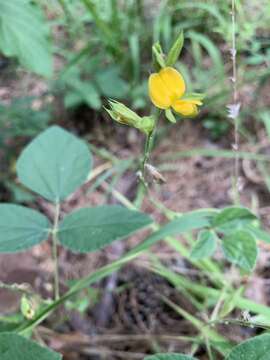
231;0;237;104
0;281;33;295
40;328;202;344
160;148;270;162
231;0;240;204
205;336;215;360
208;317;270;331
52;202;60;300
141;111;160;178
138;128;156;190
210;284;228;321
142;130;155;174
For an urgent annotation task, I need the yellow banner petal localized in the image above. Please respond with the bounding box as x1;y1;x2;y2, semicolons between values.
159;67;186;99
148;67;186;109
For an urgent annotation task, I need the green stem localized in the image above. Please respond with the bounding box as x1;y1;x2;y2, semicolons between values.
208;317;270;331
138;129;156;190
205;336;215;360
210;285;227;321
142;131;154;172
141;111;160;179
52;203;60;301
0;281;33;295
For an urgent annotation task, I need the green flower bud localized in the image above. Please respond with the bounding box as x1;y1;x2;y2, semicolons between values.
105;100;155;135
106;100;141;126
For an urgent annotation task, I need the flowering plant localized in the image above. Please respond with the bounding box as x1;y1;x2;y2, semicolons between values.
107;32;204;181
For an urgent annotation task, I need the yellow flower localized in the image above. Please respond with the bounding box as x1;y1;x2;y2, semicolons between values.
148;67;202;117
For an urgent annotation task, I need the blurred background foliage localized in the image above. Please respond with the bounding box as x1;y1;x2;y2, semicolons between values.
0;0;270;198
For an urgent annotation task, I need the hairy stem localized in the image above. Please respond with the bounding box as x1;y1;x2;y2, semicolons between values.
231;0;240;204
141;111;161;179
142;130;155;174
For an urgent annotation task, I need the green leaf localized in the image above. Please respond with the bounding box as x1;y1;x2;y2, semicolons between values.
250;314;270;327
130;209;216;255
58;205;153;253
165;109;176;123
64;91;84;108
0;0;52;77
247;225;270;243
0;332;62;359
226;334;270;360
70;81;101;110
95;67;128;98
222;230;258;271
173;2;227;30
260;111;270;138
0;204;50;253
212;206;257;230
190;230;217;260
61;67;101;109
187;31;224;78
220;286;244;317
145;354;197;360
166;31;184;66
5;182;36;203
16;126;92;203
129;33;140;82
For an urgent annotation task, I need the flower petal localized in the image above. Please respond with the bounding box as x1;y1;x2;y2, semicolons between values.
172;99;199;116
148;67;186;109
148;73;173;109
159;67;186;99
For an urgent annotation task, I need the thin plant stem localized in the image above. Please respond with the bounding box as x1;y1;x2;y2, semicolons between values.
208;317;270;331
138;129;156;189
205;336;215;360
40;327;202;344
140;111;160;179
142;131;154;172
210;283;228;321
232;0;237;104
52;202;60;300
0;281;33;295
231;0;240;204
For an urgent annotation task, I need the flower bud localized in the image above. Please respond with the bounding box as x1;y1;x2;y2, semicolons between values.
106;100;155;135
